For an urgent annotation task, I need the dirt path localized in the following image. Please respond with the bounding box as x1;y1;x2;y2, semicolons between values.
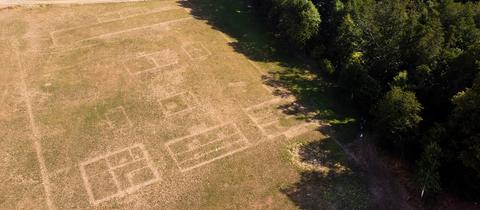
355;143;416;210
327;127;417;209
15;42;56;210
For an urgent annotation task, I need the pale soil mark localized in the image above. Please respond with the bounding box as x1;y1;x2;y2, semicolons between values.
96;6;179;23
79;143;161;205
50;10;193;46
166;122;250;172
61;17;192;46
16;49;56;210
124;49;181;76
243;96;314;141
159;91;197;117
0;87;8;104
181;42;211;61
54;5;180;34
48;167;72;178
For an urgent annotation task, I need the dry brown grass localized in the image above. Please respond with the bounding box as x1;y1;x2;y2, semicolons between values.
0;1;334;209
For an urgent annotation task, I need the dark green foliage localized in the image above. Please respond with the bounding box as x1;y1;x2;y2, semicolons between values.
319;58;335;75
251;0;321;48
444;43;480;97
361;0;409;84
373;87;423;142
400;0;444;69
251;0;480;199
338;58;380;111
278;0;321;47
450;75;480;177
411;65;432;90
391;71;409;89
416;142;442;198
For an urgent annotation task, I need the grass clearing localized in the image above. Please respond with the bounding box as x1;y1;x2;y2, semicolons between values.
0;0;371;209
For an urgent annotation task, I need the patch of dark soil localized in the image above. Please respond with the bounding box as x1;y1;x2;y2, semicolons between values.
348;141;419;210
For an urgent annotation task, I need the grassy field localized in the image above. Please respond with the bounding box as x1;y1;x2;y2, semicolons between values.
0;0;370;209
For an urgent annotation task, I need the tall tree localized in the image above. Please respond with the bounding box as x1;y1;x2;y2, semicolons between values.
361;0;409;85
278;0;321;48
373;87;423;148
450;74;480;177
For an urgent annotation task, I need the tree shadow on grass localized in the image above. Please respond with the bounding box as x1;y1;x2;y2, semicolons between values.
178;0;370;208
180;0;278;62
179;0;357;124
281;171;371;210
283;138;371;210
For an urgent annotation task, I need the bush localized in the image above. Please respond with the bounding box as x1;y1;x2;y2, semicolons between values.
320;59;335;76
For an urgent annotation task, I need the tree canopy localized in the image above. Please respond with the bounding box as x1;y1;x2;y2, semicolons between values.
373;87;423;141
251;0;480;200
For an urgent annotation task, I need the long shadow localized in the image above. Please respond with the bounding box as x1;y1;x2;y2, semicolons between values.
282;139;371;210
179;0;358;124
178;0;367;208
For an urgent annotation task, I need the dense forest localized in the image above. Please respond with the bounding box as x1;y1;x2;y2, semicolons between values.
250;0;480;200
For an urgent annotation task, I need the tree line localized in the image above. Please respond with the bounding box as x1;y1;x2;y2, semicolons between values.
250;0;480;200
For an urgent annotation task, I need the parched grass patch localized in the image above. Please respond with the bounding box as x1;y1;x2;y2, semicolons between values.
288;140;349;174
0;0;370;209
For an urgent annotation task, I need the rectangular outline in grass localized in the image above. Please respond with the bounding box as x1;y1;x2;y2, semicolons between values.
159;91;197;117
79;143;161;205
242;97;282;139
165;122;250;172
124;49;180;76
147;68;188;100
50;9;193;46
243;97;301;139
49;8;175;37
282;122;316;139
181;42;211;61
95;11;122;23
104;106;133;130
0;85;9;105
96;7;156;23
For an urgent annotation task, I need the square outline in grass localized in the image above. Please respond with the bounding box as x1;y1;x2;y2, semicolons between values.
181;42;211;61
104;106;133;130
159;91;197;117
79;143;161;205
243;97;306;139
124;49;180;76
